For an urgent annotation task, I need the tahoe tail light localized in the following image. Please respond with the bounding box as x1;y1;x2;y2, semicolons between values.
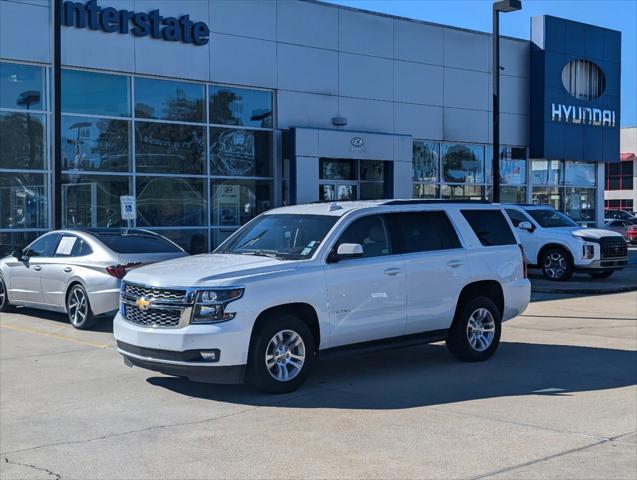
106;262;142;279
519;244;528;279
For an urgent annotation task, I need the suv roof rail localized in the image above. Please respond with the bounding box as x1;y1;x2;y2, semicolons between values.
382;199;492;206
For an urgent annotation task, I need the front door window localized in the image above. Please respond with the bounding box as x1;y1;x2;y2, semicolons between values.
319;158;388;201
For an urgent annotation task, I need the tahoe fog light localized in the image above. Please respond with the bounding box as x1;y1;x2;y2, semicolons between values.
191;288;244;324
582;245;594;259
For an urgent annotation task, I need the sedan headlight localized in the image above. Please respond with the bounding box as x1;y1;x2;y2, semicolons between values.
191;288;244;324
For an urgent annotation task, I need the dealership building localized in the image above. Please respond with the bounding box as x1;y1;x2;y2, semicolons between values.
0;0;622;254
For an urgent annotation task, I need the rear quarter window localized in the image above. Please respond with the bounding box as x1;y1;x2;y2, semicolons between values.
461;210;517;246
96;234;182;254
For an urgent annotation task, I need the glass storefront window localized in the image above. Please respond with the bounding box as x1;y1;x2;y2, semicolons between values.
320;159;356;181
413;141;439;182
441;183;483;200
531;159;562;185
565;161;596;187
136;122;205;175
360;182;384;200
486;186;527;204
441;143;484;184
413;183;439;198
0;63;45;111
210;128;272;177
531;186;561;210
61;174;129;228
212;228;238;250
0;173;48;228
485;146;527;185
150;229;208;255
211;179;273;226
137;176;207;227
61;115;129;171
0;230;43;257
62;69;130;117
210;86;272;128
0;112;46;169
360;160;385;182
135;77;205;123
564;187;596;223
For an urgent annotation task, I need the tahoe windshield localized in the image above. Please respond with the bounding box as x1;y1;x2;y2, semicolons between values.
217;214;337;260
526;209;578;228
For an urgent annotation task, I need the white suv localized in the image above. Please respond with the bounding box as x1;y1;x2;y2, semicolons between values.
504;205;628;281
114;200;530;393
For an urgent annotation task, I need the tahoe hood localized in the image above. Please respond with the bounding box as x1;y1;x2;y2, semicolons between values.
123;253;297;287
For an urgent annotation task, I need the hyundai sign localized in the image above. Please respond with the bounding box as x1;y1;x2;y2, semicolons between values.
530;16;621;163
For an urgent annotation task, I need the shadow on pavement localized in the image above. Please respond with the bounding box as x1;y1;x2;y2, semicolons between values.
6;306;115;333
147;341;637;409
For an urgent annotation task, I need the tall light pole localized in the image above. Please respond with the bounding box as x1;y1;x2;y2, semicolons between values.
492;0;521;203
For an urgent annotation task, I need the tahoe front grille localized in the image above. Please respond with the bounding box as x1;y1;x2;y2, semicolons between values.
124;304;182;328
600;237;627;259
123;283;187;302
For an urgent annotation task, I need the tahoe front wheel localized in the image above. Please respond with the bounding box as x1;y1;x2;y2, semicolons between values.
542;247;573;281
446;297;502;362
248;314;315;394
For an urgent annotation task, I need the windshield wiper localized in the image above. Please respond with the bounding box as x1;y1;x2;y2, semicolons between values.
239;250;285;260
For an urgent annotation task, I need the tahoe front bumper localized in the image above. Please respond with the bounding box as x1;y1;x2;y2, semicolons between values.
113;312;251;383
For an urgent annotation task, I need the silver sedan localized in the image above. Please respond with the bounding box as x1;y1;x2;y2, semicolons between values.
0;229;188;329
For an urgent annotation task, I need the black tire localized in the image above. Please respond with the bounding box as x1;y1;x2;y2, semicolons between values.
541;247;573;281
446;297;502;362
589;270;614;279
247;313;315;394
0;276;13;313
66;284;97;330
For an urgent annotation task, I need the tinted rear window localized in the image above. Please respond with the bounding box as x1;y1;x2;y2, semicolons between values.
461;210;517;246
96;234;182;254
385;211;461;253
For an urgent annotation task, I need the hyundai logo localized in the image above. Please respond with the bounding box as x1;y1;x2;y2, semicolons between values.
351;137;364;148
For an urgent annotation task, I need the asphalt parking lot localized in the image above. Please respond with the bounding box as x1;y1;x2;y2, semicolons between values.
1;290;636;479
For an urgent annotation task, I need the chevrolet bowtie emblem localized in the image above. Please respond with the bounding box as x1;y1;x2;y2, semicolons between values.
135;296;151;311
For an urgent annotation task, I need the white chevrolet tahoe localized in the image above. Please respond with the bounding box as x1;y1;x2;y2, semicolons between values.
504;205;628;281
115;200;530;393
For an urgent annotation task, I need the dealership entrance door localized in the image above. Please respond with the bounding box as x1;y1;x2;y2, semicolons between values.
289;127;412;205
318;158;389;201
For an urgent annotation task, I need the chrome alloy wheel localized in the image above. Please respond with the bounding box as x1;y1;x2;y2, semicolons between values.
68;287;88;327
544;252;567;279
0;279;6;309
265;329;306;382
466;308;496;352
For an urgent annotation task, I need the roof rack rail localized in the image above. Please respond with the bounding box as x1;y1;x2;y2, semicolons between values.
383;199;492;206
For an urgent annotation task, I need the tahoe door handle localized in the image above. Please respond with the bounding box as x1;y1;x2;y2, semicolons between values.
384;268;402;276
447;260;463;268
32;265;42;271
64;267;72;273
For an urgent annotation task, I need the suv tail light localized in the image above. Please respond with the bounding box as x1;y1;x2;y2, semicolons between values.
106;262;141;279
518;244;528;279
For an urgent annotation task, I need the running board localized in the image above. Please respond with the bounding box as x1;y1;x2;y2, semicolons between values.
320;329;449;358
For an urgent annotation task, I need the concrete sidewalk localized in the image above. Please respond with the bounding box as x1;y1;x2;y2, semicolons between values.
530;249;637;294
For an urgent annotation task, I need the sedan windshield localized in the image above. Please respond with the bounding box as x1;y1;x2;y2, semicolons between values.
526;209;578;228
216;214;338;260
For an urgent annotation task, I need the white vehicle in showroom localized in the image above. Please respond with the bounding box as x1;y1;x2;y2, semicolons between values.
504;205;628;281
115;200;531;393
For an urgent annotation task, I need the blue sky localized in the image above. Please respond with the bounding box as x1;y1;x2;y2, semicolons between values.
325;0;637;127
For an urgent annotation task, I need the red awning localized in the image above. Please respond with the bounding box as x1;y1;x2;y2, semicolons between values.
620;152;636;161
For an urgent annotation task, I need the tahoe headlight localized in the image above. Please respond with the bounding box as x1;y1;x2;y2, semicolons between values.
191;287;244;324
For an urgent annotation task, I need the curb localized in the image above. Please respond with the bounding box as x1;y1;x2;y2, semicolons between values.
532;285;637;295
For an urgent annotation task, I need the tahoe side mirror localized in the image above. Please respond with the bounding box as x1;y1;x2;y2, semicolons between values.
337;243;364;259
518;221;534;232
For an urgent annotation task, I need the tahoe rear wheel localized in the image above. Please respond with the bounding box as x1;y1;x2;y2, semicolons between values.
542;247;573;281
248;314;315;394
589;270;614;279
446;297;502;362
66;284;97;330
